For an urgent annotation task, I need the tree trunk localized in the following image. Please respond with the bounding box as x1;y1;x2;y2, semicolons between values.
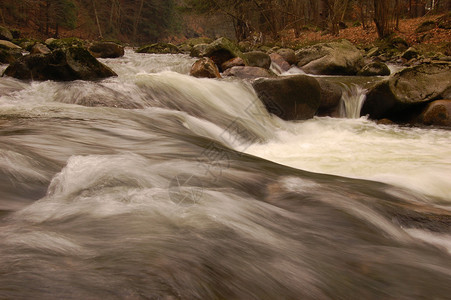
132;0;145;43
91;0;103;39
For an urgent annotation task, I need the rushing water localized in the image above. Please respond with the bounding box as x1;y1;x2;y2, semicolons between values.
0;50;450;299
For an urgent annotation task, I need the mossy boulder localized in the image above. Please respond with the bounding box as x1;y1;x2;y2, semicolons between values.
357;62;390;76
295;39;364;75
277;48;297;65
136;43;180;54
0;48;22;64
30;43;51;55
186;37;213;47
0;40;21;50
47;38;85;50
0;26;13;41
401;47;420;61
3;46;117;81
361;62;451;120
89;41;124;58
190;37;245;71
415;20;437;33
252;75;321;120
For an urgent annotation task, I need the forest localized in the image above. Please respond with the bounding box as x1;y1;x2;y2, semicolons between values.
0;0;450;43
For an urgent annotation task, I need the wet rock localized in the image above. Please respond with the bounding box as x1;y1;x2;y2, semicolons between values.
223;66;273;80
316;79;343;116
276;48;297;65
244;51;271;69
357;62;390;76
190;57;221;79
419;100;451;127
136;43;180;54
269;53;291;73
30;43;51;55
252;75;321;120
190;43;209;57
221;57;245;71
361;62;451;120
88;41;124;58
0;26;13;41
295;39;364;75
4;46;117;81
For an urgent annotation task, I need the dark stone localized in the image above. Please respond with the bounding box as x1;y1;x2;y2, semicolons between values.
357;62;391;76
0;48;22;64
223;66;274;80
244;51;271;69
361;62;451;120
190;57;221;79
415;20;437;33
401;47;419;61
88;41;124;58
437;14;451;29
47;38;85;50
252;75;321;120
4;46;117;81
136;43;180;54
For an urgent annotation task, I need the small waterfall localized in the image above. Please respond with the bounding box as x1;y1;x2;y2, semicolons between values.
339;84;367;119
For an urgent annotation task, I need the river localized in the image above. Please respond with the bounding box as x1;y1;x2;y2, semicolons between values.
0;50;450;299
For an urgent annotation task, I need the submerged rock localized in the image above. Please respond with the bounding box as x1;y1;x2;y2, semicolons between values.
190;57;221;79
89;41;124;58
295;39;364;75
361;62;451;120
252;75;321;120
3;46;117;81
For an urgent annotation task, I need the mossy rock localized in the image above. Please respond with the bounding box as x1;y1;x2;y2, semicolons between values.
0;48;22;64
47;38;86;50
0;26;13;41
416;20;437;33
186;37;213;47
136;43;180;54
437;13;451;29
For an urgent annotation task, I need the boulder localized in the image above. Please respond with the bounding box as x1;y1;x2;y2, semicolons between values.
269;53;291;73
316;79;343;116
0;26;13;41
3;46;117;81
252;75;321;120
223;66;274;80
357;62;390;76
0;40;21;50
30;43;51;55
295;39;364;75
401;47;419;61
186;37;213;47
136;43;180;54
88;41;124;58
0;48;22;64
244;51;271;69
361;62;451;120
190;57;221;79
276;48;297;65
419;100;451;127
221;57;245;71
191;37;245;71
